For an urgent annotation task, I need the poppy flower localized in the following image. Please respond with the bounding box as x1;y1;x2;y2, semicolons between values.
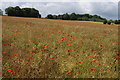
33;47;37;50
96;40;98;42
8;69;12;72
10;43;14;45
45;45;48;47
90;60;92;63
67;50;71;52
51;57;54;59
38;54;40;56
91;68;94;71
66;72;71;75
67;43;70;46
93;59;96;62
2;51;6;54
94;55;97;58
40;49;45;51
99;44;103;47
2;43;7;46
61;37;66;41
62;33;66;34
116;56;118;59
78;62;82;64
12;72;15;74
98;63;102;65
110;62;113;65
91;49;95;51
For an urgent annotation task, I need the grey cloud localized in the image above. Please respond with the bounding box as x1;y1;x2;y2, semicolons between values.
0;2;118;20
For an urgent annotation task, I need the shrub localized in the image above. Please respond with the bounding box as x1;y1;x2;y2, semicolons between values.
107;21;112;25
103;20;107;24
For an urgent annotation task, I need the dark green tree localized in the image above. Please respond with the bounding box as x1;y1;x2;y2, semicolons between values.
47;14;53;19
70;13;77;20
57;15;63;19
5;6;41;18
107;21;112;25
103;20;107;24
63;13;70;20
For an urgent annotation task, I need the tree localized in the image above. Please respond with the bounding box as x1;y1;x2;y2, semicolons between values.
5;7;15;16
114;20;120;24
5;6;41;18
57;15;63;19
70;13;77;20
63;13;70;20
107;21;111;25
0;9;3;15
103;20;107;24
53;15;57;19
47;14;53;19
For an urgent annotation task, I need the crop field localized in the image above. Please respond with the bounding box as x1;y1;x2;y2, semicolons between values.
2;16;119;78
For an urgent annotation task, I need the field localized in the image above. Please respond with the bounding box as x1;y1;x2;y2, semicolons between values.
2;16;119;78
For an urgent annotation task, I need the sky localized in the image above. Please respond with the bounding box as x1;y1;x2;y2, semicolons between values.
0;0;119;20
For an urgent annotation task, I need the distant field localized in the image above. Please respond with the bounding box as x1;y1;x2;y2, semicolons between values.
2;16;119;78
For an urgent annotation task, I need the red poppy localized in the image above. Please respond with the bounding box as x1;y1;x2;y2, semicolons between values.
40;49;45;51
91;68;94;71
96;40;98;42
51;57;54;59
78;62;82;64
70;35;72;37
93;59;96;62
110;62;113;65
45;45;48;47
10;43;14;45
99;44;103;47
116;56;118;59
90;60;92;63
98;63;102;65
67;43;71;46
66;72;71;75
2;43;7;46
2;51;6;54
8;69;12;72
62;33;66;34
91;49;95;51
38;54;40;56
61;37;66;41
94;55;97;58
7;35;11;38
33;47;37;50
2;35;4;37
68;50;71;52
12;72;15;74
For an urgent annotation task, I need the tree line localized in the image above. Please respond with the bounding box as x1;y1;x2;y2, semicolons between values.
0;6;120;24
46;13;120;24
5;6;41;18
103;20;120;25
46;13;107;22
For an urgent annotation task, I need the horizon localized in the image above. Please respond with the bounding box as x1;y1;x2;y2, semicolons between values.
0;1;119;20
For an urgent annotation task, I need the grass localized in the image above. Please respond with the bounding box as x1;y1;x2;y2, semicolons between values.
2;16;119;78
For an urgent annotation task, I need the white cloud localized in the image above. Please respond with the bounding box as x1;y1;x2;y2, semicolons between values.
0;1;118;20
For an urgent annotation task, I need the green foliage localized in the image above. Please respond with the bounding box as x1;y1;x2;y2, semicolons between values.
107;21;112;25
114;20;120;24
103;20;107;24
63;13;70;20
46;13;106;22
5;6;41;18
46;14;53;19
70;13;77;20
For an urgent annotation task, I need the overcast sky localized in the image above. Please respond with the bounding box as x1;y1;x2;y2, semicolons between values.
0;0;119;20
